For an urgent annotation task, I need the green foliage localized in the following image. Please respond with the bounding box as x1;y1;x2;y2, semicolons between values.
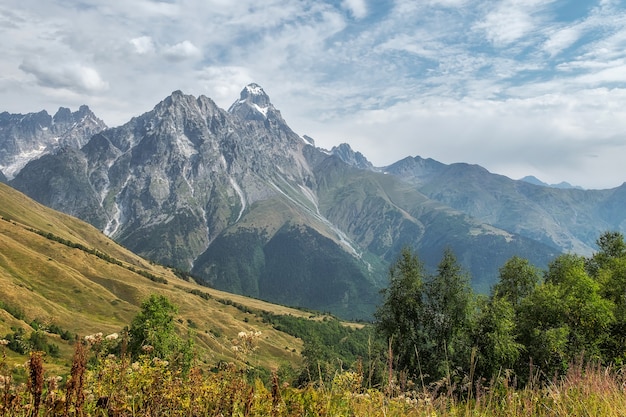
128;294;193;371
422;248;473;380
376;247;476;383
472;295;522;378
262;312;384;387
493;255;540;307
588;231;626;364
3;328;60;357
375;247;427;376
376;234;626;387
0;300;25;321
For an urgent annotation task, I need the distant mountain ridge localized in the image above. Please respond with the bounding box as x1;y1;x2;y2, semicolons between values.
519;175;583;190
0;105;106;179
4;84;624;318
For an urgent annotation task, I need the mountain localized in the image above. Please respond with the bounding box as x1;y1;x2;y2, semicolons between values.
0;181;312;371
384;157;622;255
330;143;376;171
0;105;107;179
8;85;559;318
520;175;582;190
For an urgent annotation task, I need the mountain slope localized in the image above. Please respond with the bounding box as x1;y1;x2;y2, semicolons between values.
310;153;558;292
384;157;619;255
0;182;314;370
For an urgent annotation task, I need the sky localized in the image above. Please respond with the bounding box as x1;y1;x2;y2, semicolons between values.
1;0;626;189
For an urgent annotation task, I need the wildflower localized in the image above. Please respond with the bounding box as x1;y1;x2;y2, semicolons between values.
84;332;103;344
46;376;62;390
0;339;8;346
141;345;154;353
105;333;119;341
238;331;247;338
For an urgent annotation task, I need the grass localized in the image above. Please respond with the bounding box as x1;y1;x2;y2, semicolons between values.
1;340;624;416
0;183;318;372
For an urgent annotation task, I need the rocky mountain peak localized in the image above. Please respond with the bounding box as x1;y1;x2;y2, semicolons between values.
160;90;195;109
331;143;375;171
240;83;271;107
53;107;73;124
52;105;106;130
0;105;106;179
228;83;282;122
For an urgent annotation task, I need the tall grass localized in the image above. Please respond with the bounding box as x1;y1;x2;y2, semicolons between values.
0;339;624;416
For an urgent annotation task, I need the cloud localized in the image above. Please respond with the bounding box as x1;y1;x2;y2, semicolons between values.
19;58;109;93
3;0;626;188
163;40;202;61
130;36;156;55
475;10;532;47
542;26;582;56
342;0;367;19
196;66;254;107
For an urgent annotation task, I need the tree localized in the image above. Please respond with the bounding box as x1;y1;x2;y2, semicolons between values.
128;294;193;370
423;248;473;380
375;247;476;383
493;256;540;308
586;231;626;276
517;254;614;378
473;296;522;378
587;232;626;364
375;247;426;376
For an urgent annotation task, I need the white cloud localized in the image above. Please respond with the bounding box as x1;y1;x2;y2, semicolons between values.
542;26;582;56
163;40;202;61
299;87;626;189
130;36;156;55
475;6;535;47
342;0;368;19
19;58;109;93
196;66;254;108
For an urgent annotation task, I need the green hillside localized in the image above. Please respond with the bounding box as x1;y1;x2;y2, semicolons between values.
0;182;323;372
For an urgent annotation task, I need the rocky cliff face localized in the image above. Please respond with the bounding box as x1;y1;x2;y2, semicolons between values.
9;85;562;318
0;106;106;179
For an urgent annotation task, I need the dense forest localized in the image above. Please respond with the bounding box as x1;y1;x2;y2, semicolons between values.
1;231;626;415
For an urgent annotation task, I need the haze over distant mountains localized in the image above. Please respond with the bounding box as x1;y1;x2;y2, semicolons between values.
519;175;583;190
2;84;624;319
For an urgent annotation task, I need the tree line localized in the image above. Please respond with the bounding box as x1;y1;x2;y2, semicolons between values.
375;231;626;389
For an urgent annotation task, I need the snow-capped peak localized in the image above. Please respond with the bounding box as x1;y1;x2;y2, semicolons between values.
228;83;276;121
244;83;266;97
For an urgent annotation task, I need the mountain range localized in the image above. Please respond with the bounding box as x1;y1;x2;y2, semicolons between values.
2;84;624;319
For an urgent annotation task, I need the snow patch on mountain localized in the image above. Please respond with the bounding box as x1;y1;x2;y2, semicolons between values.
252;103;268;117
298;184;320;214
1;146;49;179
269;178;360;258
104;176;130;237
229;177;246;222
244;84;265;96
